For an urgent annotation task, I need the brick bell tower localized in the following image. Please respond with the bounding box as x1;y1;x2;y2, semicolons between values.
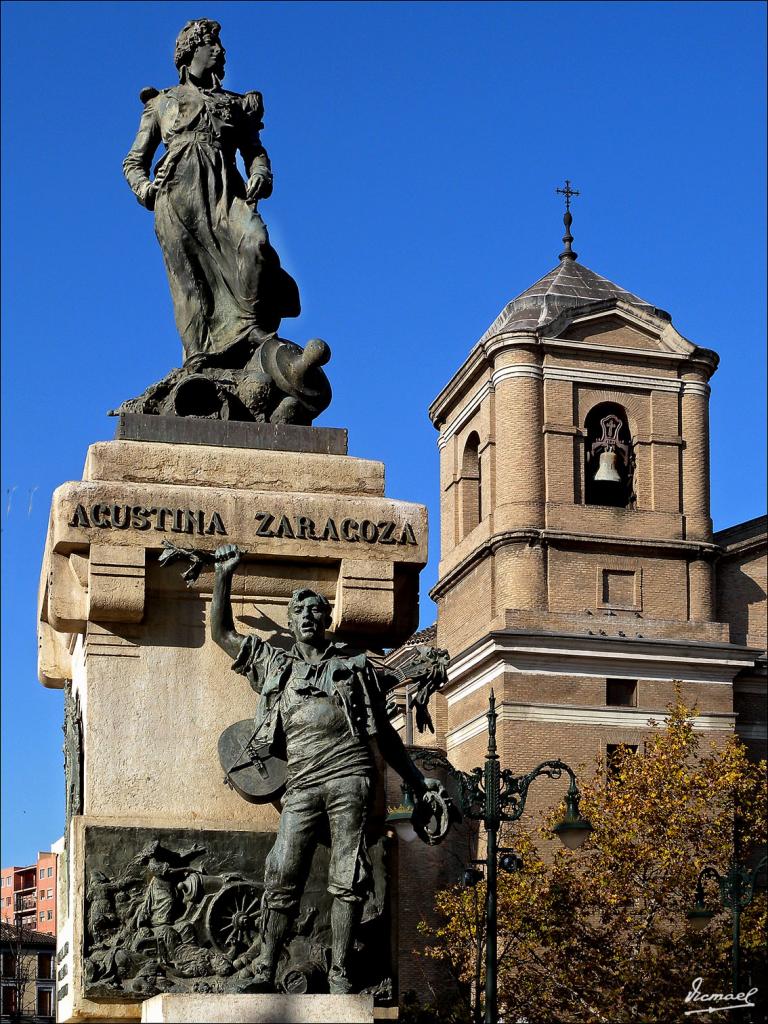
427;189;761;781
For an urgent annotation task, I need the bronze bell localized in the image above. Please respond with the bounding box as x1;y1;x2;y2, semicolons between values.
594;449;622;484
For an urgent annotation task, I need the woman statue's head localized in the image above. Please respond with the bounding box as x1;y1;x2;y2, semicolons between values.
174;19;225;82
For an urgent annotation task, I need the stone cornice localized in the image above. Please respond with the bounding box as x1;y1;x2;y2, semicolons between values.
431;354;711;444
435;363;542;449
450;628;760;674
717;534;767;560
429;303;718;430
443;629;761;702
430;528;721;601
428;335;538;429
713;516;767;560
433;363;707;450
541;338;685;362
543;300;686;349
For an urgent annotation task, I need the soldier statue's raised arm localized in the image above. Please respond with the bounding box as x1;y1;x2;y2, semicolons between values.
209;544;450;994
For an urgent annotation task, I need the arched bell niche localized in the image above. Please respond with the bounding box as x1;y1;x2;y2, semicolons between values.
584;403;634;509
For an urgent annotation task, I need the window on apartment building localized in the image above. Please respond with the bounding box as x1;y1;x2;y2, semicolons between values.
40;889;45;900
38;953;54;980
40;911;45;920
606;742;639;778
5;897;10;907
48;867;53;878
606;679;637;707
47;889;53;899
37;987;53;1018
47;911;53;920
2;985;18;1015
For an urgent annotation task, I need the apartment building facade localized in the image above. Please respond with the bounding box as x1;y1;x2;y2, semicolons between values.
0;923;56;1023
0;854;58;937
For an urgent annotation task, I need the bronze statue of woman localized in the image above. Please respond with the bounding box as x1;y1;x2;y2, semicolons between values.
123;19;300;368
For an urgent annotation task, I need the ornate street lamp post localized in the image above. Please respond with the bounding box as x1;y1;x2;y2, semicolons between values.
687;838;767;1000
413;690;592;1024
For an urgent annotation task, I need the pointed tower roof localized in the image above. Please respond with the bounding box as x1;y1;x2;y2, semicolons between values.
430;186;719;430
480;182;671;343
479;258;671;343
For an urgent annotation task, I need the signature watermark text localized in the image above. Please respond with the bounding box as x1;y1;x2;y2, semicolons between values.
684;977;758;1016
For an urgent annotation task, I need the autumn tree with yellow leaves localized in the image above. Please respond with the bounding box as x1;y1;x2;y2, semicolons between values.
413;696;767;1024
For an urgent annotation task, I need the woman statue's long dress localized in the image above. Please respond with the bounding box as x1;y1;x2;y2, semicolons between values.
123;54;299;368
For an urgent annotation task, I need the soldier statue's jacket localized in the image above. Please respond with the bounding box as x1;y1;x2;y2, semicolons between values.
231;635;386;756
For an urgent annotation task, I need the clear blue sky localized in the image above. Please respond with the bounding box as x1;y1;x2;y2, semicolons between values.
2;1;765;866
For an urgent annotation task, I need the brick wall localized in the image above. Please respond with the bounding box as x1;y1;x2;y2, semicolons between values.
547;547;691;620
437;556;494;653
717;547;767;647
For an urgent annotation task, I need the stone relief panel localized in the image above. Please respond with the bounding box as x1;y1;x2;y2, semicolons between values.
82;826;391;1001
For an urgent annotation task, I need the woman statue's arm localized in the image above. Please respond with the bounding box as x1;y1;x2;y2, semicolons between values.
239;91;273;202
123;95;161;210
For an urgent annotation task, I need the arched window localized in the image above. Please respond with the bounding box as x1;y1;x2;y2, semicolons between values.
585;403;634;508
459;432;482;537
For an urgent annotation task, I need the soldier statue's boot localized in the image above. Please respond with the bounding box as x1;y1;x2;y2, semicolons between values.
251;908;290;989
328;898;360;995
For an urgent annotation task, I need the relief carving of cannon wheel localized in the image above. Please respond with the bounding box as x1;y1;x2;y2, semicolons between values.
204;881;263;956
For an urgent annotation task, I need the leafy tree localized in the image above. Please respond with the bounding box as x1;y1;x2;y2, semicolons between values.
418;695;767;1024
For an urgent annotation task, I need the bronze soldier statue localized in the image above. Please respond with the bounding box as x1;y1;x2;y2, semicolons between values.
210;544;449;994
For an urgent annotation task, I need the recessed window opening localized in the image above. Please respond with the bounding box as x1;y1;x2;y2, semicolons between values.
459;431;482;538
37;988;53;1017
606;679;637;706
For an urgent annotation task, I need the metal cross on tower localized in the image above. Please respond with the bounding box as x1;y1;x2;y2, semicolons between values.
556;179;580;212
556;179;580;260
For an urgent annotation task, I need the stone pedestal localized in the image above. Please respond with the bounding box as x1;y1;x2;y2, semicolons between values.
141;993;377;1022
39;427;426;1022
